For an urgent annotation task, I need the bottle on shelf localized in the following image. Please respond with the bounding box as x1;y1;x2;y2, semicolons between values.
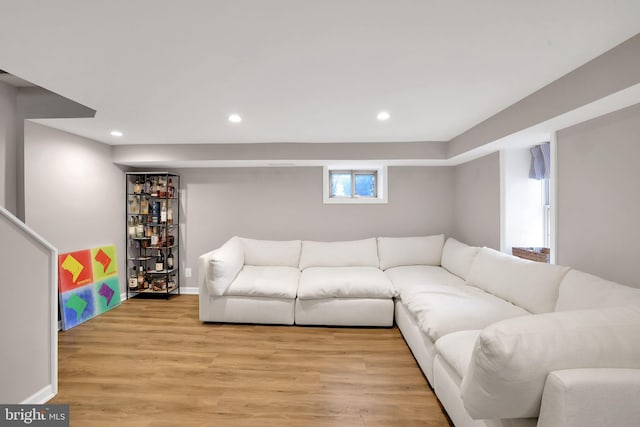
130;196;140;214
152;201;160;224
144;177;151;195
137;265;146;289
158;177;166;198
135;216;144;238
167;248;174;270
128;216;136;237
151;177;158;197
151;226;159;247
155;250;164;272
133;177;142;194
168;178;175;198
129;267;138;290
167;200;173;224
140;196;149;215
160;200;167;223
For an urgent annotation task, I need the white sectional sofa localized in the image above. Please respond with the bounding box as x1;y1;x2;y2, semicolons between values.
199;235;640;427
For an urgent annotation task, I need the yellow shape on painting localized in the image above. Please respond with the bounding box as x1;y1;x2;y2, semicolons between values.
61;254;84;283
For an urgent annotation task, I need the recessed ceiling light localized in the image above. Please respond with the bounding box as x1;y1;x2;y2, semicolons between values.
228;114;242;123
377;111;390;121
110;130;123;137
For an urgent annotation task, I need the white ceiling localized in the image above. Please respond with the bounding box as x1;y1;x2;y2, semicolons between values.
0;1;639;146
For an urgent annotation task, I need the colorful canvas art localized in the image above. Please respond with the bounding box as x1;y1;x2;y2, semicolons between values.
58;245;121;330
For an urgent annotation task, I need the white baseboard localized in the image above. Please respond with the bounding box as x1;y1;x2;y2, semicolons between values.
120;287;199;300
20;384;56;404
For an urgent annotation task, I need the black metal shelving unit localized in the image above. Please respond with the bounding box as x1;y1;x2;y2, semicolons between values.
125;172;180;299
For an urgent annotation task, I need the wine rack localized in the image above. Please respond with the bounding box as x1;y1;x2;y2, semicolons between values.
125;172;180;299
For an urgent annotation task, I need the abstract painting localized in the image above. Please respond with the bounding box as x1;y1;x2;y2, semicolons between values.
58;244;121;330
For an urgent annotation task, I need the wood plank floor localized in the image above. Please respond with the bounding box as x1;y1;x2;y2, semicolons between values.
51;295;452;427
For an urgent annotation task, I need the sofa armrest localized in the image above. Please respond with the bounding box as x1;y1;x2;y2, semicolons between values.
198;236;244;296
460;306;640;420
538;368;640;427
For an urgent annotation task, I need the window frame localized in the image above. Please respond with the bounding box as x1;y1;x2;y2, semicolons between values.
323;166;388;204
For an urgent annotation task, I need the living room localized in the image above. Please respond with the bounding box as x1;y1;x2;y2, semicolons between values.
1;2;640;426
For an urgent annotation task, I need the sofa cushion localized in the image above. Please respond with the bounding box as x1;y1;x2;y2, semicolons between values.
240;238;301;267
460;306;640;420
224;266;300;299
434;330;481;380
466;247;570;314
385;265;465;296
297;267;395;299
298;238;379;269
555;269;640;311
377;235;444;270
441;238;480;280
207;236;244;296
401;286;529;342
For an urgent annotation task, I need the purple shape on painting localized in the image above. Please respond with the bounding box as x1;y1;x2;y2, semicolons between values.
98;282;115;306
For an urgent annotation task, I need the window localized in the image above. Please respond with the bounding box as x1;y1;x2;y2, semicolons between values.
329;170;377;198
323;166;388;204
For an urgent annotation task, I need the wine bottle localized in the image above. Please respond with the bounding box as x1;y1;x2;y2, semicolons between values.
160;200;167;223
152;201;160;224
168;178;175;198
129;267;138;290
151;226;159;246
128;216;135;237
167;248;174;270
134;177;142;194
130;196;140;214
135;216;144;238
156;250;164;272
137;265;146;288
140;196;149;215
144;177;151;194
167;200;173;224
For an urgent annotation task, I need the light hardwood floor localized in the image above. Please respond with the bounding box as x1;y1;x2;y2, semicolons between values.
51;295;452;427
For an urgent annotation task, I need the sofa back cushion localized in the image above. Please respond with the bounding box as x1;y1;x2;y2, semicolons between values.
555;269;640;311
460;306;640;420
298;238;379;269
240;238;301;267
466;247;570;314
441;238;479;280
377;235;444;270
207;236;244;296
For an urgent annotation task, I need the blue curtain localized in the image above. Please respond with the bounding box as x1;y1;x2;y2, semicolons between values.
529;142;550;180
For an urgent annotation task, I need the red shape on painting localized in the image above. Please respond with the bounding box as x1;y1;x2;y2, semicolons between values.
94;249;112;273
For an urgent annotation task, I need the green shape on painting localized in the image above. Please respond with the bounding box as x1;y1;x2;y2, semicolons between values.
67;294;88;320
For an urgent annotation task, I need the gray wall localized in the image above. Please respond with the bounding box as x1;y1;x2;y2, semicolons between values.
24;122;126;292
452;152;500;249
0;209;55;403
177;166;455;287
0;81;18;214
557;103;640;288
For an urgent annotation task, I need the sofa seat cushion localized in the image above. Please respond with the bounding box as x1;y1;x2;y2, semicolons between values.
466;247;570;314
385;265;465;296
224;266;300;299
435;330;481;380
555;269;640;311
297;267;395;299
401;286;529;342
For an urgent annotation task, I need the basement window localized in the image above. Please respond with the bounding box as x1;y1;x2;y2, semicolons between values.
323;166;388;204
